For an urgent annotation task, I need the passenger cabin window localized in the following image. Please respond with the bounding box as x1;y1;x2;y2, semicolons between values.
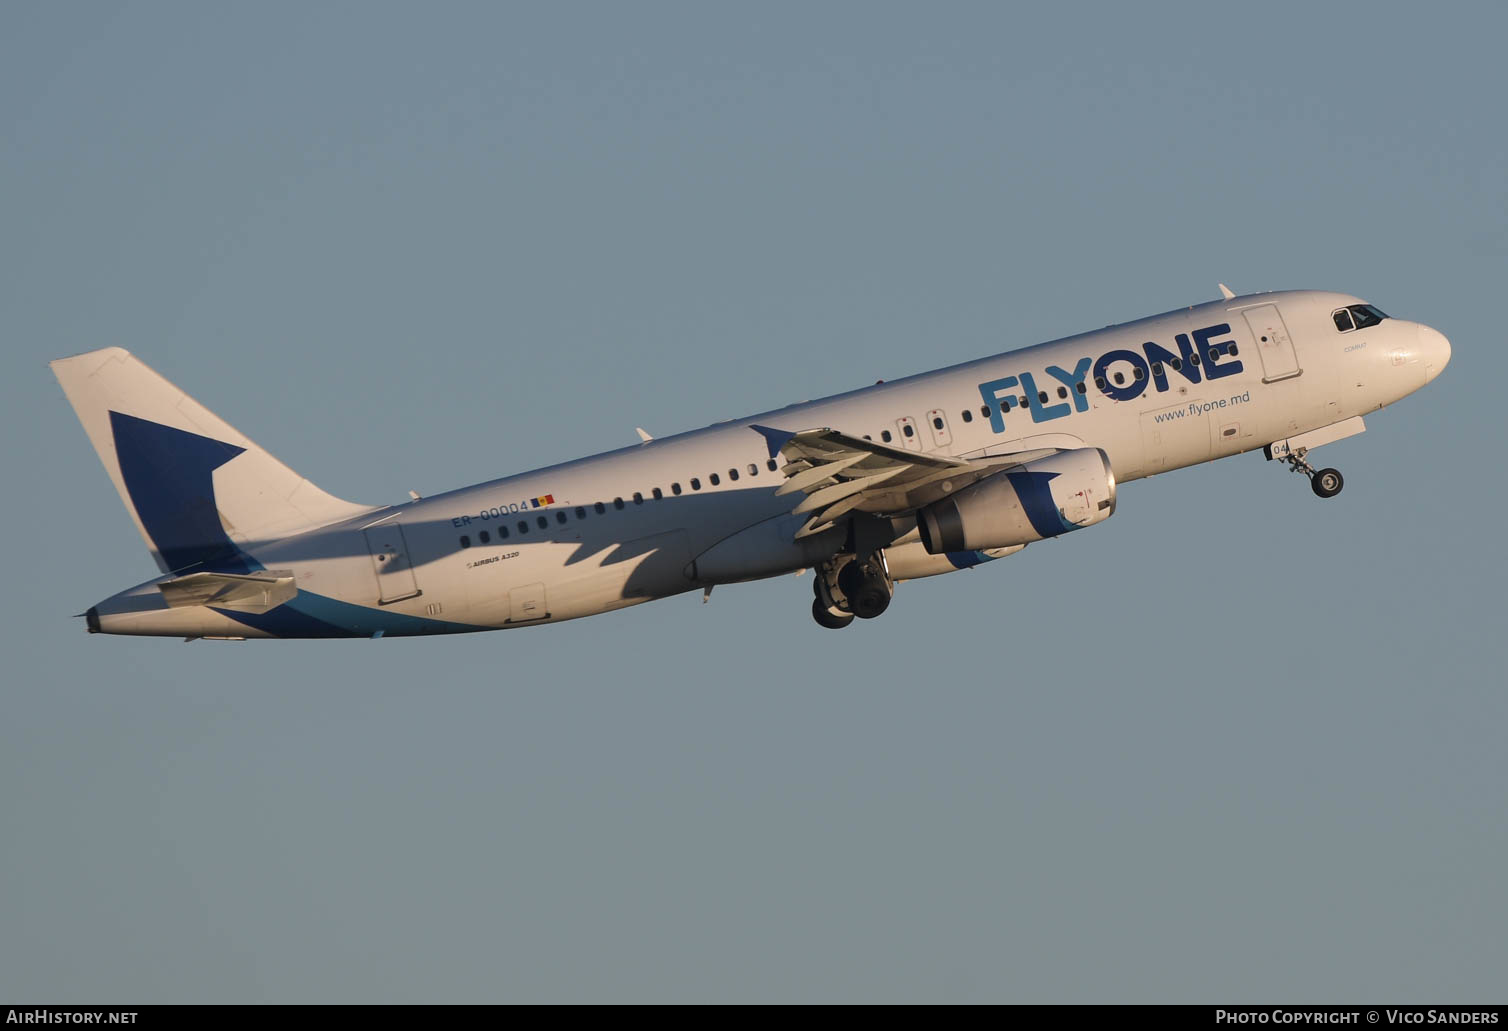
672;482;682;495
747;463;758;476
613;497;625;510
710;473;720;485
728;468;738;481
518;521;529;534
767;459;777;471
498;525;509;538
575;507;586;520
633;492;644;504
881;430;893;442
556;511;568;524
537;515;548;529
652;487;663;499
691;478;701;490
460;535;471;548
479;530;490;543
594;502;606;514
961;409;973;423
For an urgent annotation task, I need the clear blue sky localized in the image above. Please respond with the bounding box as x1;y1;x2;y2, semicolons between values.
3;1;1504;1003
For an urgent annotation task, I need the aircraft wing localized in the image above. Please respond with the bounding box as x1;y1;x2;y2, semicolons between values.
751;425;1055;538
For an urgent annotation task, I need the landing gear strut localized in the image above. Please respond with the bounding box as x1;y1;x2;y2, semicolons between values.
1281;446;1344;499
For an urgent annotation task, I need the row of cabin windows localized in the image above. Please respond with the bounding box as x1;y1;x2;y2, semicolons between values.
463;340;1247;547
458;458;780;548
862;342;1243;440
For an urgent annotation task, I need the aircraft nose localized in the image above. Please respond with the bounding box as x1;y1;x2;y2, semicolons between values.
1417;323;1451;382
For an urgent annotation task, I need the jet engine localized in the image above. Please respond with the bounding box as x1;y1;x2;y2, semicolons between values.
916;447;1116;554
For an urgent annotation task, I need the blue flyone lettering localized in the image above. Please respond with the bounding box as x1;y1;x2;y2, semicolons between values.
1019;372;1070;423
1092;348;1151;403
1193;323;1242;379
985;323;1245;429
977;375;1019;433
1144;333;1202;392
1044;358;1092;414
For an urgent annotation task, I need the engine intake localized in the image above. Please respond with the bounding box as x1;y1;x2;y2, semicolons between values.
917;447;1117;554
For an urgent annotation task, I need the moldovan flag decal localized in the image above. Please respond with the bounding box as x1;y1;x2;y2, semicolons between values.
529;494;555;508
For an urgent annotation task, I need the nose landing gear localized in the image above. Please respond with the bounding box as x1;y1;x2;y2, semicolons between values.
1311;466;1344;499
1280;446;1344;499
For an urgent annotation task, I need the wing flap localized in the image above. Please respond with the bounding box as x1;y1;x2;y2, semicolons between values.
752;425;1063;538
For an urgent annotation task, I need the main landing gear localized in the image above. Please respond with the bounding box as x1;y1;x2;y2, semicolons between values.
811;552;894;629
1280;446;1344;499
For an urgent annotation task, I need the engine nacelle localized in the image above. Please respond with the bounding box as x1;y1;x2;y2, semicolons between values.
917;447;1117;554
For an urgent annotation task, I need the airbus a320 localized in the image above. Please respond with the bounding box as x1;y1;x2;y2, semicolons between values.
52;286;1450;638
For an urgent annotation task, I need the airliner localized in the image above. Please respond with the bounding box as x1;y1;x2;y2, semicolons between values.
52;286;1450;637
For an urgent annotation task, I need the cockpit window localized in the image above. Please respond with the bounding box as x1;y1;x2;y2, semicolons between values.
1333;304;1388;333
1350;304;1387;329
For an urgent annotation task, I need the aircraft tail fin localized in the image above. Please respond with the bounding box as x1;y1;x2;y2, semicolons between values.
50;347;374;574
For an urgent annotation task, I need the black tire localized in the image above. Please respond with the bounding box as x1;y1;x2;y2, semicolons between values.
849;583;891;620
838;559;892;619
837;560;867;600
812;598;854;630
1312;467;1344;499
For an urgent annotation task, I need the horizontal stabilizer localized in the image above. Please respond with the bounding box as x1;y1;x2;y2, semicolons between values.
158;570;297;612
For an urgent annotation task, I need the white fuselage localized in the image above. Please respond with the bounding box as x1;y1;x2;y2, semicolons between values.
87;289;1450;638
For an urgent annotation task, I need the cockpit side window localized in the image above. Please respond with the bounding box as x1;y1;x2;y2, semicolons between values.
1334;304;1389;333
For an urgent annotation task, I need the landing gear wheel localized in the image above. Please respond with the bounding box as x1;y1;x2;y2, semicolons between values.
848;583;891;619
1311;467;1344;499
837;560;892;620
812;598;854;630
